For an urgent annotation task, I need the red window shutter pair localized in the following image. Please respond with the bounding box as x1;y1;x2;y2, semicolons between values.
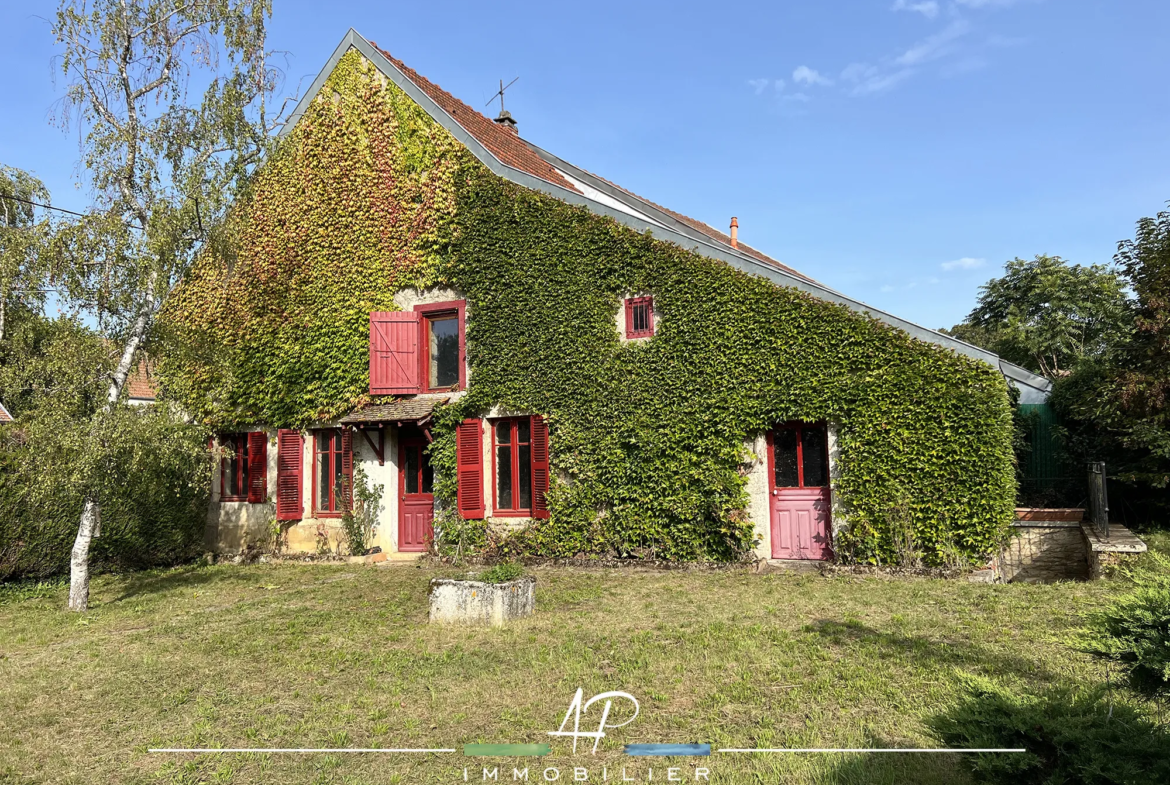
456;416;550;520
246;432;268;504
276;429;303;521
370;312;421;395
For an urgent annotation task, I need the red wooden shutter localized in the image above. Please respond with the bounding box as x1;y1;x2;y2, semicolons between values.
624;298;634;339
370;311;421;395
456;418;484;519
247;432;268;503
531;416;550;519
341;428;354;512
276;429;303;521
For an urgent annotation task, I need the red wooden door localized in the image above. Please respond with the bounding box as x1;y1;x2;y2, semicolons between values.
768;423;832;560
399;439;434;552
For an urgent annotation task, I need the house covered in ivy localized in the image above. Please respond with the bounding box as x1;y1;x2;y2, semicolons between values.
159;30;1050;566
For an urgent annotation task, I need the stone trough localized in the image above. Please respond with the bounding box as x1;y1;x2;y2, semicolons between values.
429;576;536;626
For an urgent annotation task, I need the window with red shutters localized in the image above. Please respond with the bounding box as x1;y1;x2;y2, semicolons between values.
456;418;484;519
370;301;467;396
219;433;249;501
370;312;421;395
625;296;654;339
276;429;303;521
246;432;268;503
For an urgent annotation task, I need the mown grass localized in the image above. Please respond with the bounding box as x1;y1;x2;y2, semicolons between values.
0;554;1157;785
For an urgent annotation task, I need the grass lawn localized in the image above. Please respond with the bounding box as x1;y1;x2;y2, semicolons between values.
0;548;1161;785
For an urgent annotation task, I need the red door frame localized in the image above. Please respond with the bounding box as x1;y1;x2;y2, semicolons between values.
398;436;434;552
765;422;833;560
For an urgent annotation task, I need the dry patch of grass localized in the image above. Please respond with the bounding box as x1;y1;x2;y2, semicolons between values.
0;562;1127;784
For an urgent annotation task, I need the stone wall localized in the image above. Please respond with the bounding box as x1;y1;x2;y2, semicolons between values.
999;520;1089;583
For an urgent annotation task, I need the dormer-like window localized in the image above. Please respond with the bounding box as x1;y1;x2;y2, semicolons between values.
625;296;654;339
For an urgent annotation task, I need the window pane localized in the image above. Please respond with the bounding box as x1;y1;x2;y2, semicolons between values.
802;427;828;488
405;446;419;494
421;449;433;494
317;444;331;511
496;420;511;443
633;301;651;333
516;419;530;444
518;445;532;510
774;429;799;488
497;446;513;509
428;315;459;388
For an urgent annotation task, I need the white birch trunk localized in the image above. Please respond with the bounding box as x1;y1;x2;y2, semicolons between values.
67;273;156;612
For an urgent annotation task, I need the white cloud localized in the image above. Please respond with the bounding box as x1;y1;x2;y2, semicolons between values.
891;0;939;18
748;78;770;95
895;20;971;67
782;92;810;103
842;63;915;96
941;257;986;271
793;66;833;86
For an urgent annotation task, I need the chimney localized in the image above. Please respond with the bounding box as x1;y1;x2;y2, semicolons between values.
493;110;518;134
730;217;739;249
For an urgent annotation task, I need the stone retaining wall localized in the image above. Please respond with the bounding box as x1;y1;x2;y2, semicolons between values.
999;520;1089;583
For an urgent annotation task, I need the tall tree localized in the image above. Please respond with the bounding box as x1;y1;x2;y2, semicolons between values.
947;255;1132;378
50;0;292;610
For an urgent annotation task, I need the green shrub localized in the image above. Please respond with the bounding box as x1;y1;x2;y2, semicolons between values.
1077;553;1170;696
928;675;1170;785
476;562;525;584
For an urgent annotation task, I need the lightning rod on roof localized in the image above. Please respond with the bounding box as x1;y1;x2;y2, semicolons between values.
486;77;519;129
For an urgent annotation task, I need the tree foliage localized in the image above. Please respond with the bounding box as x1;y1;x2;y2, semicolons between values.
949;255;1132;378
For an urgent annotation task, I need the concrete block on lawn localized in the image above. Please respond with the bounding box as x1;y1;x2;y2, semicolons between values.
429;576;536;626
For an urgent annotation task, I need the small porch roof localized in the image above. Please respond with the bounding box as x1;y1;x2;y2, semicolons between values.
339;397;448;426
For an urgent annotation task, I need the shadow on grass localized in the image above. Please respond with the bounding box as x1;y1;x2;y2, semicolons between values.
109;564;223;603
804;619;1059;684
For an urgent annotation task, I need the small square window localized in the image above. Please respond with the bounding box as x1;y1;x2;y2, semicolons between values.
625;296;654;339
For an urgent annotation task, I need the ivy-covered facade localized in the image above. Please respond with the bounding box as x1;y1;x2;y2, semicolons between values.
158;30;1050;565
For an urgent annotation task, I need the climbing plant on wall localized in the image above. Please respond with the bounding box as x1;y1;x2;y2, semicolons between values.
159;51;1016;564
159;50;469;427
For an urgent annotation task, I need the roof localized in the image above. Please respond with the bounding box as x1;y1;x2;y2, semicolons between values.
126;361;156;401
280;30;1049;400
0;402;13;424
340;397;448;425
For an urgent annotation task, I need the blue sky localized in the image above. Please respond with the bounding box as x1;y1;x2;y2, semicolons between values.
2;0;1168;329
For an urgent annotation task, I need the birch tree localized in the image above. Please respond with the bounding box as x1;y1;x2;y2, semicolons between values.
51;0;293;610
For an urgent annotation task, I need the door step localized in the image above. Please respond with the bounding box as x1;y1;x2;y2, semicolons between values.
755;559;825;575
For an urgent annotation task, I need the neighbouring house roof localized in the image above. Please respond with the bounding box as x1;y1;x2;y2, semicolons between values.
281;30;1052;402
340;397;448;425
0;402;13;423
126;361;156;401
